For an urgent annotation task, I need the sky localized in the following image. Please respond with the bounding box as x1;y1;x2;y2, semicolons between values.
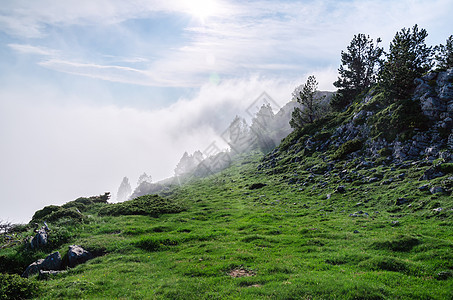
1;0;452;223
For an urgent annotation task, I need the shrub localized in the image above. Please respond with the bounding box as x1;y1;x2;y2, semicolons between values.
62;193;110;212
332;139;363;160
45;209;85;223
438;163;453;174
0;273;39;300
98;195;184;217
370;99;429;141
30;205;62;223
378;147;392;157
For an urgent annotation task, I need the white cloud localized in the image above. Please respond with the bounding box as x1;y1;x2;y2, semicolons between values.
4;0;453;88
8;44;59;56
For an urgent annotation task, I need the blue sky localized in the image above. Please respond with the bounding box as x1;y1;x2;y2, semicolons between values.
1;0;453;223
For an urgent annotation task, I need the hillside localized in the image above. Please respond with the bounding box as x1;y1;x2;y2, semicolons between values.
1;70;452;300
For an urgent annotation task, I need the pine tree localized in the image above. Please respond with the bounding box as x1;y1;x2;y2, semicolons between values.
290;76;325;129
250;103;276;153
379;24;433;102
332;34;383;109
435;35;453;70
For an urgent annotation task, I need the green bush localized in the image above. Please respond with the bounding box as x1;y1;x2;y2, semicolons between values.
0;273;39;300
31;205;85;224
332;139;363;160
98;195;184;217
30;205;62;223
370;99;429;141
438;163;453;174
62;193;110;212
378;147;393;157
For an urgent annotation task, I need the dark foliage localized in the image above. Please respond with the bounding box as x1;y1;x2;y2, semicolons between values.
31;206;85;224
332;139;363;160
0;273;39;300
248;183;267;190
333;34;383;109
369;99;429;141
30;205;61;223
435;35;453;70
379;24;433;102
290;76;325;129
62;193;110;211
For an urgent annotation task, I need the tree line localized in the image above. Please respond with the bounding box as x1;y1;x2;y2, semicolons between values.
290;25;453;129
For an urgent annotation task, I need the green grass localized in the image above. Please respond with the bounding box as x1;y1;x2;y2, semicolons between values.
1;152;452;299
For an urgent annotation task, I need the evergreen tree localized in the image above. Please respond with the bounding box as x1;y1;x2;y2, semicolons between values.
332;34;383;109
290;76;325;129
250;104;276;153
435;35;453;70
225;116;251;154
137;173;152;186
379;24;433;102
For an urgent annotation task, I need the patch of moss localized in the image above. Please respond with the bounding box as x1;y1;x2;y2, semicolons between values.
332;139;363;160
369;99;429;141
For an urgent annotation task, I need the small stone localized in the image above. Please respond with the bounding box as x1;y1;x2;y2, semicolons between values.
418;184;429;191
336;186;346;194
396;198;408;205
430;186;445;194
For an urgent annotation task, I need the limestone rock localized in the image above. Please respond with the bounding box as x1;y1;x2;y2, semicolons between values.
430;186;445;194
30;228;48;250
22;252;61;278
68;245;93;268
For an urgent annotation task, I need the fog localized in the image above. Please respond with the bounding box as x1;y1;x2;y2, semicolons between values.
1;74;337;224
1;0;452;224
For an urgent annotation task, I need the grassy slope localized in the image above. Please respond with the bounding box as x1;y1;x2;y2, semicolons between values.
23;151;453;299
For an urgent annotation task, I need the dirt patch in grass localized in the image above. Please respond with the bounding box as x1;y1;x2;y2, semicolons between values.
229;267;256;278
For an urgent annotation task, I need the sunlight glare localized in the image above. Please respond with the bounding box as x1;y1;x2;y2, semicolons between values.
186;0;221;23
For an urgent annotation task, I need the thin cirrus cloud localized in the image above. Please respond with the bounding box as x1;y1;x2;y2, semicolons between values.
4;0;453;89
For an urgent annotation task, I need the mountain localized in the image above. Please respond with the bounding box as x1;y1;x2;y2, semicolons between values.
0;70;452;299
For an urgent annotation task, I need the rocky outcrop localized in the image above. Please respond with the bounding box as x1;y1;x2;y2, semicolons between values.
414;68;453;128
30;223;50;250
68;245;93;268
22;252;62;278
22;245;94;278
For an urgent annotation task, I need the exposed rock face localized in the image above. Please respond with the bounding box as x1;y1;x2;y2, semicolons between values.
68;245;93;268
414;68;453;126
30;224;49;249
22;252;62;278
